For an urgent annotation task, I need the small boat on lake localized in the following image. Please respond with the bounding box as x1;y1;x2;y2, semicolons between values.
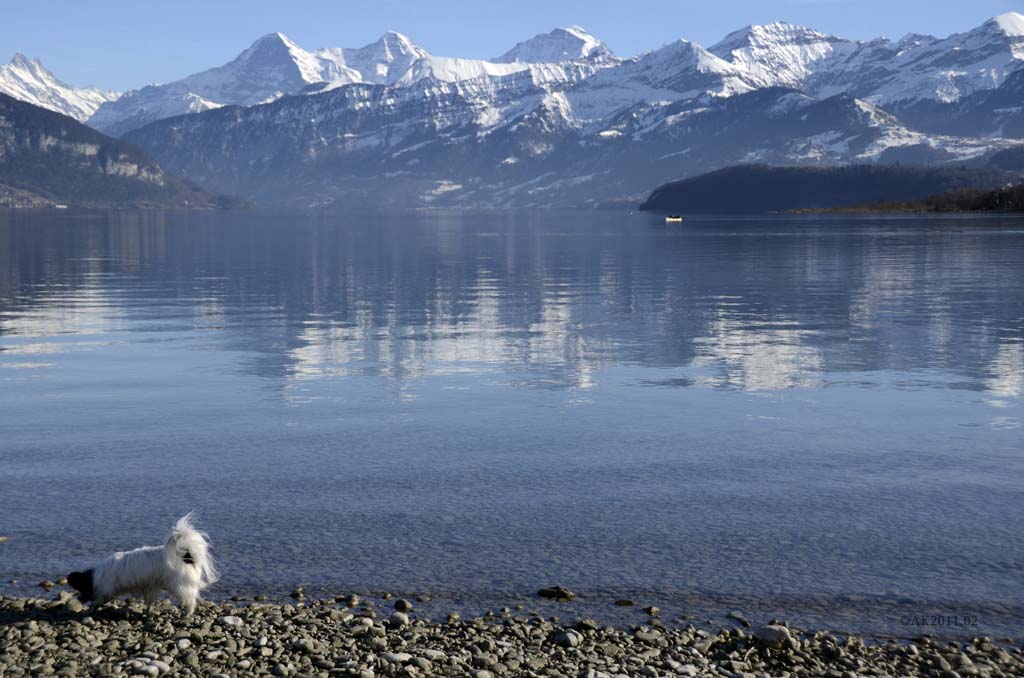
665;215;684;223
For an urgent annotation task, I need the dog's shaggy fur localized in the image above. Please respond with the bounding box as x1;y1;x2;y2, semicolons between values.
67;513;217;614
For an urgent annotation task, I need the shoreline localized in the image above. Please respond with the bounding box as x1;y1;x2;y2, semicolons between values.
788;207;1024;215
1;594;1021;678
5;578;1023;642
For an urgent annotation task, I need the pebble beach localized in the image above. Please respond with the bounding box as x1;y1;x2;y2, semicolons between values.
1;592;1022;678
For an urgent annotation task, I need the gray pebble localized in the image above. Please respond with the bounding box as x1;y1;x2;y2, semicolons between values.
552;630;583;648
753;624;791;648
0;595;1015;678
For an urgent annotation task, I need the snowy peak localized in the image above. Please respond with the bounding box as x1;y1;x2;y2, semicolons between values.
87;13;1024;138
243;31;295;51
219;31;324;88
373;31;429;60
710;22;855;88
975;13;1024;59
345;31;430;69
88;32;328;135
9;52;40;72
89;30;440;134
991;12;1024;37
496;26;614;63
313;31;431;87
707;13;1024;104
712;21;841;53
237;32;307;67
645;39;736;73
852;12;1024;104
0;53;118;121
632;39;755;89
566;37;755;127
938;12;1024;57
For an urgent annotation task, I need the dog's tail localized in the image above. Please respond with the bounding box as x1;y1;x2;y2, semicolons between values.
166;512;219;587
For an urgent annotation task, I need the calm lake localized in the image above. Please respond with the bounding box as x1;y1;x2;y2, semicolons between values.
1;210;1022;637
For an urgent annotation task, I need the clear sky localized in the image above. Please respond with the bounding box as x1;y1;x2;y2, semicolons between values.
3;0;1020;91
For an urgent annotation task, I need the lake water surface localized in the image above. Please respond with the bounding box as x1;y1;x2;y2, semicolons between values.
1;210;1022;637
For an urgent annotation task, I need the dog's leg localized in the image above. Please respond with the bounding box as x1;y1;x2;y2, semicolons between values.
177;585;198;616
143;590;159;615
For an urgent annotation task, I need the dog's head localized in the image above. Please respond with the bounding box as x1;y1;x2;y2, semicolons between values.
67;569;95;602
164;513;217;587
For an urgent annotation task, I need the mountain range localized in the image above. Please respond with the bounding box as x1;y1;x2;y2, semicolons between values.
86;29;613;138
2;13;1023;208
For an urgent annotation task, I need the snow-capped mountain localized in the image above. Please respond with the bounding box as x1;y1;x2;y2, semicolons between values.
123;71;1021;210
0;53;118;121
553;39;758;133
313;31;431;87
89;29;617;136
814;12;1024;107
710;22;856;89
710;12;1024;107
30;12;1024;208
88;32;323;136
885;11;1024;103
495;26;615;63
895;67;1024;140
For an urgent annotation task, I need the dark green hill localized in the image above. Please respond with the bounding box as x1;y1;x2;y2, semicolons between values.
639;164;1012;214
0;93;241;208
839;184;1024;213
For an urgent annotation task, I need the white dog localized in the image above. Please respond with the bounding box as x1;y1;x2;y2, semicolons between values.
67;513;218;614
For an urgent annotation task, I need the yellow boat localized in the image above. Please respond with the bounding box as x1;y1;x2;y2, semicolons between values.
665;215;684;223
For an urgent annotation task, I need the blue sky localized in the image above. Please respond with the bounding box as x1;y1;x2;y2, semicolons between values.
3;0;1020;91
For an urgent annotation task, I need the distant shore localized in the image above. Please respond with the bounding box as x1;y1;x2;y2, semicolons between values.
790;207;1024;215
791;184;1024;215
1;594;1021;678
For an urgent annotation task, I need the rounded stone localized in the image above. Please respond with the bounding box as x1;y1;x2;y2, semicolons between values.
552;630;583;648
291;638;317;654
537;586;575;601
727;610;750;626
754;624;792;648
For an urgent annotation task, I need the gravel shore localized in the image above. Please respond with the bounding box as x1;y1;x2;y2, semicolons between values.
1;594;1021;678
